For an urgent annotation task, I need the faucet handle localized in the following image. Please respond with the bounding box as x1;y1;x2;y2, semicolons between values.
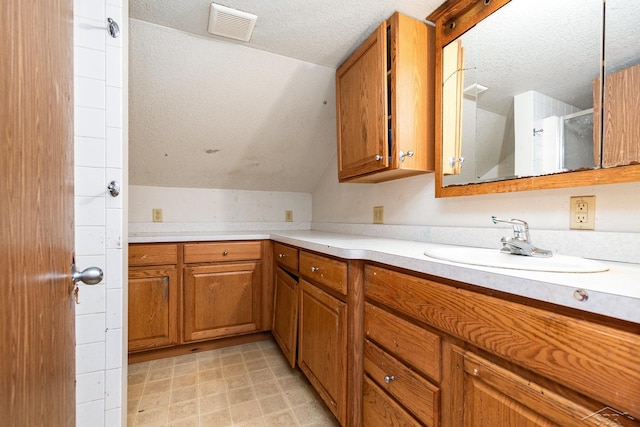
491;216;531;242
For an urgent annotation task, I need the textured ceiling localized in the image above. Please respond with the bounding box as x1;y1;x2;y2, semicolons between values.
129;0;444;68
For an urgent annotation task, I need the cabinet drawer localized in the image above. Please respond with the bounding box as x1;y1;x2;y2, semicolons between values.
299;251;347;295
365;302;441;382
363;376;422;427
129;243;178;267
365;340;439;427
183;241;262;264
274;242;299;271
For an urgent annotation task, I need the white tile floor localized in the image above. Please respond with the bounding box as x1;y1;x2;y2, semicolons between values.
127;339;340;426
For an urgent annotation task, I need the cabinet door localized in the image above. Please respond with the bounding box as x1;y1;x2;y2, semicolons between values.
272;267;298;368
298;279;347;425
336;21;388;181
128;266;178;352
183;262;261;342
457;350;610;427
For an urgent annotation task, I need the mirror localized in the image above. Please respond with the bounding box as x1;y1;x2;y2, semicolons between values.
429;0;640;197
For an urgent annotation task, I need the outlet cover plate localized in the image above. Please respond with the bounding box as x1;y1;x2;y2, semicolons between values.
570;196;595;230
285;210;293;222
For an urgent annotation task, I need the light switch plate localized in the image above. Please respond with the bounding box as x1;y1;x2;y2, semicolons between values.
373;206;384;224
152;208;163;222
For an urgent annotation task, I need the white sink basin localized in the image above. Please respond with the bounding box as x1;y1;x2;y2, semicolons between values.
424;247;609;273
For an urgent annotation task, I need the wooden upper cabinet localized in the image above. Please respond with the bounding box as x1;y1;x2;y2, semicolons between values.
336;12;435;183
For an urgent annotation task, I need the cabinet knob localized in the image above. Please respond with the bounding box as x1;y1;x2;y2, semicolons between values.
311;266;320;272
384;375;395;384
278;253;286;258
399;150;414;163
223;250;228;256
375;155;383;161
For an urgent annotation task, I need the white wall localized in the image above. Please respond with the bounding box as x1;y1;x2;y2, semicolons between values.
312;152;640;233
129;185;311;225
74;0;127;425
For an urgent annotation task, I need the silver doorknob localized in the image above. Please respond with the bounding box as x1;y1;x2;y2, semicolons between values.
71;264;103;285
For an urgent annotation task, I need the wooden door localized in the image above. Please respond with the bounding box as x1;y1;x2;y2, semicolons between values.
183;262;261;342
128;267;179;352
298;279;347;425
272;267;298;368
336;21;388;181
0;0;76;424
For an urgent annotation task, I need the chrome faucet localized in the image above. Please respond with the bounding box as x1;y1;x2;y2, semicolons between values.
491;216;553;258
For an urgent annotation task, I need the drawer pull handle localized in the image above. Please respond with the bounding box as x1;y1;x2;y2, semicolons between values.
223;251;228;256
278;253;286;258
311;266;320;272
384;375;395;384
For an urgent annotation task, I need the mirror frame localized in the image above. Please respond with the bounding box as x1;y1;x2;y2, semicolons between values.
428;0;640;198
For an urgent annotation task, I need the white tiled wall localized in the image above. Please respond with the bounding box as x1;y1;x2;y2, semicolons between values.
74;0;127;425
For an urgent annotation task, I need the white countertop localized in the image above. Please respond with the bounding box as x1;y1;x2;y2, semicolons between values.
129;230;640;324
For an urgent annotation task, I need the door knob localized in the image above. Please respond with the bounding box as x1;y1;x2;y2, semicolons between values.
71;264;103;285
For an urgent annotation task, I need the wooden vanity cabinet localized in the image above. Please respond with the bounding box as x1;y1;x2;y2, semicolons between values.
336;12;435;183
271;243;299;368
364;264;640;427
182;241;264;343
128;243;179;352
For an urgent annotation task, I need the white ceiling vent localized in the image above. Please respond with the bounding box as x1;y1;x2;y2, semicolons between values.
207;3;257;42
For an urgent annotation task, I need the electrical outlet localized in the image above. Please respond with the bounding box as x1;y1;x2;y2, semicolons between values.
285;210;293;222
373;206;384;224
570;196;595;230
152;208;163;223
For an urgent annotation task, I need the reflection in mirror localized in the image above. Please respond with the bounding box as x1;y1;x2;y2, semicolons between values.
598;0;640;168
442;0;602;187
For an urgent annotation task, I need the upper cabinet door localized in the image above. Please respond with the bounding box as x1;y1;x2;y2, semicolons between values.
336;21;388;181
336;13;435;184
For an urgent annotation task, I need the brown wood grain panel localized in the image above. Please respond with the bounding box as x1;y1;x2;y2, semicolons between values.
298;279;347;425
129;243;178;266
602;63;640;167
272;267;298;368
364;265;640;418
336;21;388;181
365;302;441;382
183;262;261;342
462;350;640;427
274;242;299;272
183;241;262;264
365;340;440;427
391;12;435;173
362;376;422;427
1;0;75;422
128;267;179;352
299;251;348;295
